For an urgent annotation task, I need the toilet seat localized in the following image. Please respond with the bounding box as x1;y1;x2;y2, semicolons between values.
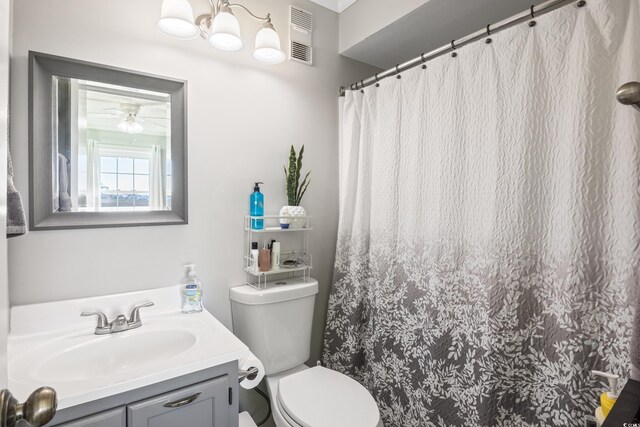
276;366;380;427
276;394;304;427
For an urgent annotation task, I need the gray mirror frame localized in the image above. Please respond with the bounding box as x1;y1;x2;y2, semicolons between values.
29;51;188;230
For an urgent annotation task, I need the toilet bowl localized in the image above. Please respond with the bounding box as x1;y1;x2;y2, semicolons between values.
230;279;382;427
267;365;381;427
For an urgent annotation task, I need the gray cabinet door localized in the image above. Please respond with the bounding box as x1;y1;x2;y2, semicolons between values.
127;376;230;427
57;407;126;427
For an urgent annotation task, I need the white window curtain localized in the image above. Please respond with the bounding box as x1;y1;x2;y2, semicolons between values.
323;0;640;425
149;145;167;210
85;139;101;209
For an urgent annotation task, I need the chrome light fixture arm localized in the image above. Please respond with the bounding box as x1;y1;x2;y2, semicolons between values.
199;1;271;26
228;4;271;23
208;0;217;15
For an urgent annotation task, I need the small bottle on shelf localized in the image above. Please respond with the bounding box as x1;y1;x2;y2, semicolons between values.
258;241;271;272
250;242;259;273
271;242;281;270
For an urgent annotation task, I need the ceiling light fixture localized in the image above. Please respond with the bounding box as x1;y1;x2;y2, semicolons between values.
157;0;286;65
117;104;144;134
117;115;144;134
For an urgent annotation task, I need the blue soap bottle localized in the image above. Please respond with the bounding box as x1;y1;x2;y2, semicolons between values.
250;182;264;230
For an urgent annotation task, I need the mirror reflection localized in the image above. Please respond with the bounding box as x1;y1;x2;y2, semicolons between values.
52;77;172;213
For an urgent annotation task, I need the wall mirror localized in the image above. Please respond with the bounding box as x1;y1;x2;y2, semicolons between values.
29;51;187;230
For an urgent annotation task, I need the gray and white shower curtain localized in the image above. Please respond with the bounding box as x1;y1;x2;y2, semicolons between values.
323;0;640;425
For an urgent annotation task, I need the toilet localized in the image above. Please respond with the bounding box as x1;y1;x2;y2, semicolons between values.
230;278;382;427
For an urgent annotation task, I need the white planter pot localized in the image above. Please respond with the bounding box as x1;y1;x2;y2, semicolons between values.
279;206;307;229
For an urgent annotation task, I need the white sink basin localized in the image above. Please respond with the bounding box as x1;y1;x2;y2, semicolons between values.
8;286;251;410
36;329;197;383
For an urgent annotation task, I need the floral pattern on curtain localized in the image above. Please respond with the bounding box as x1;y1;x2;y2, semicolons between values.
323;1;640;425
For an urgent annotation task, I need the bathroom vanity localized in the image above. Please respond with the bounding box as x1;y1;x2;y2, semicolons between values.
47;363;236;427
7;286;251;427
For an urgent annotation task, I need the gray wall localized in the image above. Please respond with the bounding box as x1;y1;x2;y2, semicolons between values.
0;0;10;388
8;0;376;368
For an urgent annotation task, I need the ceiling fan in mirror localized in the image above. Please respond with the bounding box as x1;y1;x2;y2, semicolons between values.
88;103;168;134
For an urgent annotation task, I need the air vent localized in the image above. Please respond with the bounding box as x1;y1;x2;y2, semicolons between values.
291;6;313;32
289;6;313;65
291;41;312;63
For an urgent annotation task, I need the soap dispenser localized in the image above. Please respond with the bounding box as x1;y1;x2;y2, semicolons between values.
250;182;264;230
591;370;620;425
181;264;203;314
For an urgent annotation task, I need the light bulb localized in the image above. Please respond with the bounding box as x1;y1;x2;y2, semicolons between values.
118;118;144;134
156;0;199;39
253;23;285;65
208;10;244;52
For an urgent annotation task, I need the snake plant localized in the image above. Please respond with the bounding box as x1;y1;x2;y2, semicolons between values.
283;145;311;206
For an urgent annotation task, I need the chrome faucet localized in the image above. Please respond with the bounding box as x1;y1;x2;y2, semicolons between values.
81;301;154;335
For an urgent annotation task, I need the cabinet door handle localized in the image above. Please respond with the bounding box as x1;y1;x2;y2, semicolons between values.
163;393;201;408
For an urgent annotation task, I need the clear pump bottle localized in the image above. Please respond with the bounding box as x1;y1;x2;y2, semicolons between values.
181;264;203;314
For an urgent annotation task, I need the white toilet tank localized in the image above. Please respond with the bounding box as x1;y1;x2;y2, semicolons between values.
230;278;319;375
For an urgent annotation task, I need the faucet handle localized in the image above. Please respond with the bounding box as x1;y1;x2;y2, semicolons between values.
128;301;154;324
80;312;109;329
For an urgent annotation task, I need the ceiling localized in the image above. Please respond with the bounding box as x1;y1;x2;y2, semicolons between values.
308;0;358;13
339;0;547;70
83;81;170;138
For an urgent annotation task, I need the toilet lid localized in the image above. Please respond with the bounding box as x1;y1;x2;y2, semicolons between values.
277;366;380;427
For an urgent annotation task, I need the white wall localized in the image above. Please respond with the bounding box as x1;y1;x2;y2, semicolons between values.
0;0;11;388
339;0;429;53
9;0;376;370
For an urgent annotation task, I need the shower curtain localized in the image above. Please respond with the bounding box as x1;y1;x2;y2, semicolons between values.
323;1;640;426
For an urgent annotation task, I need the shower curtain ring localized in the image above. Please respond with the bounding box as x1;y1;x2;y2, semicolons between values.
528;5;537;26
451;40;458;57
485;24;492;43
420;54;427;69
451;40;457;49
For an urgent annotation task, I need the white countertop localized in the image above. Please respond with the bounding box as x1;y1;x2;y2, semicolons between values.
8;285;250;410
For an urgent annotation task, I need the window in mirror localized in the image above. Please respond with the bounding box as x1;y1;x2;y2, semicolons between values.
52;77;172;213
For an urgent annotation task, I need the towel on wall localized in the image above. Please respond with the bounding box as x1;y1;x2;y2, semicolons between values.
58;153;72;212
7;147;26;237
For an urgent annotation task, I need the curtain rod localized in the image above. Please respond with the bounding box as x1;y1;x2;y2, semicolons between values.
339;0;584;96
